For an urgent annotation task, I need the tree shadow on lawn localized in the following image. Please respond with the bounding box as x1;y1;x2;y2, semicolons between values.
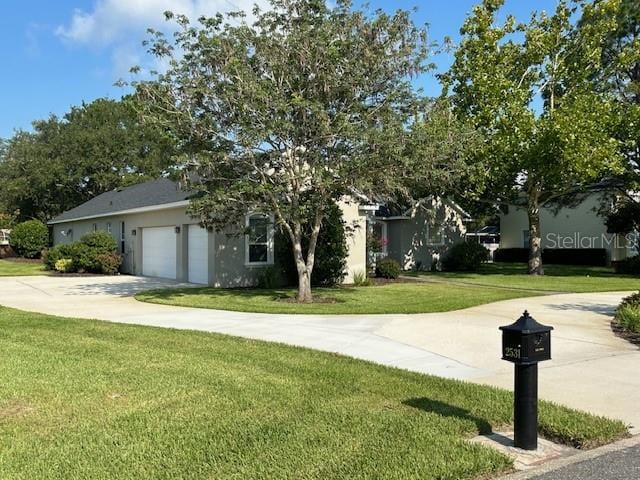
140;286;347;304
403;397;493;435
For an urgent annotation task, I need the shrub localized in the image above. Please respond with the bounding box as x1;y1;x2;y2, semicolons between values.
441;242;489;272
352;270;372;287
94;253;122;275
613;255;640;275
375;257;401;279
10;220;49;258
54;258;74;273
257;266;281;289
616;292;640;334
80;231;118;253
276;202;348;287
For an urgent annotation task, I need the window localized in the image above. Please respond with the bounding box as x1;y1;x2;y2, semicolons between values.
120;222;126;254
522;230;530;248
427;224;444;245
245;213;273;265
92;223;98;232
107;222;112;234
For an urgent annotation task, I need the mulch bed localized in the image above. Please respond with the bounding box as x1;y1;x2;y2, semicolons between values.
610;319;640;348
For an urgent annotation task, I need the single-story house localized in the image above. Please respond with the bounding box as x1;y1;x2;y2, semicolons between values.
368;197;471;271
49;179;469;285
500;191;635;264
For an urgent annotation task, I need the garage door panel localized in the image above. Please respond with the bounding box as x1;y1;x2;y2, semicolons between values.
142;227;176;279
188;225;208;284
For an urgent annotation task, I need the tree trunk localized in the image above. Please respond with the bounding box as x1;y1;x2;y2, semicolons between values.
527;188;544;275
297;265;312;303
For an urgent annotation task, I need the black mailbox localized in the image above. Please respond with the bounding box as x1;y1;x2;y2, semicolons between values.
499;310;554;451
500;310;553;364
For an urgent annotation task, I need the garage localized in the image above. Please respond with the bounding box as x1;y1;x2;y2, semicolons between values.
142;226;177;279
188;225;209;284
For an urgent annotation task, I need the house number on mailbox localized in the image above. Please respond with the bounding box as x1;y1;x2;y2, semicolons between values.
504;346;520;359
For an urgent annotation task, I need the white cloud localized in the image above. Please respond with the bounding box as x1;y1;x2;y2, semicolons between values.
56;0;268;79
56;0;263;46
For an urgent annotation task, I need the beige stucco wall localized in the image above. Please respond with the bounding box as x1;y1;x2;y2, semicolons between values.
384;199;467;271
337;198;368;283
499;193;629;261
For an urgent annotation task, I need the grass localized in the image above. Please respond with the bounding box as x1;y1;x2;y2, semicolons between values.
412;263;640;294
0;306;628;479
0;258;46;276
137;263;640;315
136;282;539;315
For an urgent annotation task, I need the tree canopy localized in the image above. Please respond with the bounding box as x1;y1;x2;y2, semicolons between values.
442;0;629;274
0;97;175;221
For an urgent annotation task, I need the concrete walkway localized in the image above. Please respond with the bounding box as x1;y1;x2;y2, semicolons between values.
0;275;638;432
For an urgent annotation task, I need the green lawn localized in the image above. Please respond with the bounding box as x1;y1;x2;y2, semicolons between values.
0;258;46;276
414;263;640;293
136;263;639;315
0;307;628;479
137;282;540;314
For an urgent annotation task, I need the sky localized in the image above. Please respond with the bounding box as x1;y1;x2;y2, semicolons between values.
0;0;557;139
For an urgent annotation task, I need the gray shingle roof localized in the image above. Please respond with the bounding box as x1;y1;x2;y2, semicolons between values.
49;178;197;224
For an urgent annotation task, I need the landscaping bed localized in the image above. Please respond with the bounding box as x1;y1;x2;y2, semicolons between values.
0;306;628;479
612;292;640;346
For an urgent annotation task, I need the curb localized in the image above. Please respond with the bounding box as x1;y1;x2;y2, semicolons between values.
496;434;640;479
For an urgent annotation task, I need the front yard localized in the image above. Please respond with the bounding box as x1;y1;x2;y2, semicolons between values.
137;264;640;314
0;306;628;479
0;258;46;276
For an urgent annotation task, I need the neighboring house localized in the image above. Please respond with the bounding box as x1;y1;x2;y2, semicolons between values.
49;179;367;286
369;197;471;271
466;226;500;261
500;191;634;263
0;229;12;258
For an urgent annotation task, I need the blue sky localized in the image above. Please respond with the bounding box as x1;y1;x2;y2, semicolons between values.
1;0;557;139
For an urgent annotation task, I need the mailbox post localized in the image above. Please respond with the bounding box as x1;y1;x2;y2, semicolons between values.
500;311;553;450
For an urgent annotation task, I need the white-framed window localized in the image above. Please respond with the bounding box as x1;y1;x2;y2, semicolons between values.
245;213;274;266
107;222;112;234
120;222;126;254
427;224;445;245
92;223;98;232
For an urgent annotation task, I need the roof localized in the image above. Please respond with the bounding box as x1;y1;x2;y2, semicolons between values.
49;178;197;224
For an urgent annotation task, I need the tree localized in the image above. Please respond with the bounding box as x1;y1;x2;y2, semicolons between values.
442;0;627;274
0;98;175;221
134;0;444;301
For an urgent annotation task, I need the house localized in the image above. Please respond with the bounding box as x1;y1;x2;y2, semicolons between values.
49;179;469;284
368;197;471;271
500;191;634;264
49;179;368;286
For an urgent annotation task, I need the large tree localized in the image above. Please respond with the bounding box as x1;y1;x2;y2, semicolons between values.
442;0;627;274
0;97;175;221
134;0;467;301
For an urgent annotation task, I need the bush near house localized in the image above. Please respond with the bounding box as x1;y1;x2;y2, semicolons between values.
613;255;640;275
276;202;348;287
441;242;489;272
615;292;640;335
44;232;121;275
375;257;401;279
9;220;49;258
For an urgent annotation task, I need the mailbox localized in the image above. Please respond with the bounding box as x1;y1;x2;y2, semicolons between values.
500;310;553;364
499;310;554;451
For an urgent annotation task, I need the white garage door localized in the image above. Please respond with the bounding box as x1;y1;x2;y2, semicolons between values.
142;226;176;279
188;225;209;284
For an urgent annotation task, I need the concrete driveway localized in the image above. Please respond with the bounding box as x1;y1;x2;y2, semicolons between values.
0;274;638;432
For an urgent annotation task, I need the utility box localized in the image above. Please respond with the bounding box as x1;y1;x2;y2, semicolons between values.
500;311;553;364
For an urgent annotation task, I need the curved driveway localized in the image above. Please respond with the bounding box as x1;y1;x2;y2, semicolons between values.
0;275;638;432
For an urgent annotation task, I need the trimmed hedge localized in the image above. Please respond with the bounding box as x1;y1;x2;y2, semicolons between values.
375;257;401;279
613;255;640;275
441;242;489;272
494;248;608;266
